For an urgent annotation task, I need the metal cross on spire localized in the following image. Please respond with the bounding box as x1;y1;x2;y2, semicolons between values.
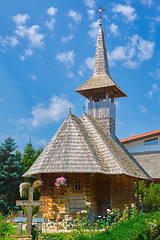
96;5;105;23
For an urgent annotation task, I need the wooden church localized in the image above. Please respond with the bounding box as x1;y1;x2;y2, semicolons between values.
23;18;151;220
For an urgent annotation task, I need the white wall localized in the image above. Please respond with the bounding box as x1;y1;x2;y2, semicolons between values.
124;136;160;153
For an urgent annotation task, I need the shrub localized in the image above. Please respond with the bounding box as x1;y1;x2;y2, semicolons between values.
143;183;160;212
0;214;13;239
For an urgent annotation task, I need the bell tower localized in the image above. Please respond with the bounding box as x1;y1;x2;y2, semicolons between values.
76;7;127;136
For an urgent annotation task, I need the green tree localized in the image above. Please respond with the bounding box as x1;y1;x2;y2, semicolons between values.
22;138;42;173
21;139;43;186
143;182;160;212
0;137;22;214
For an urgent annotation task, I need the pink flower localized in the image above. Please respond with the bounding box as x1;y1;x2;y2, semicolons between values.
69;217;72;221
85;201;91;207
107;209;111;213
55;176;67;189
77;211;80;214
131;203;135;208
81;210;87;214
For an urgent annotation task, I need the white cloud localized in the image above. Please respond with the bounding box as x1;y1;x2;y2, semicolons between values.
110;23;118;36
112;4;137;22
87;9;95;20
7;36;19;47
56;50;75;67
33;138;47;147
109;46;126;62
19;118;32;129
139;105;147;114
0;35;19;48
13;13;30;25
47;7;58;16
140;0;153;7
88;20;99;39
31;95;74;127
152;15;160;23
84;0;95;8
146;84;160;98
45;18;56;30
152;83;160;90
150;68;160;80
137;37;155;60
78;66;86;77
61;35;74;43
146;90;153;99
68;10;82;23
66;71;74;79
78;70;84;77
31;75;37;81
85;57;94;70
15;25;44;48
109;34;154;69
0;36;8;47
20;48;33;61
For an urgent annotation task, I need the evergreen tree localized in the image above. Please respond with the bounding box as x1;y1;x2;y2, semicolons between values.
0;137;22;214
22;138;36;173
22;139;43;173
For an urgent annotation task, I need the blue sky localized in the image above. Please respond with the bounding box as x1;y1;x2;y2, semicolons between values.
0;0;160;152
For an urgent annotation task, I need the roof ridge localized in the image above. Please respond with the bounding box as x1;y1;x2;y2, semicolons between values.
81;113;151;179
81;113;126;174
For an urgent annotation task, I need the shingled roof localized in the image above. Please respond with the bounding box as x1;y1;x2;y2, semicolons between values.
133;151;160;179
23;113;150;180
76;24;127;100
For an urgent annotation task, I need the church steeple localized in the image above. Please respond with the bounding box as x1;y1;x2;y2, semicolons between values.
93;24;110;77
76;22;127;101
76;9;127;135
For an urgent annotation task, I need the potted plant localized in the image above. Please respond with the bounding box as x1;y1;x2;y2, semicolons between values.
55;177;67;194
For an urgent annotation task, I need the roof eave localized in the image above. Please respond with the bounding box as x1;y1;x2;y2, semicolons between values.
121;132;160;144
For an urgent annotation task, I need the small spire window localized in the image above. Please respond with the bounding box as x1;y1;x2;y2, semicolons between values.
144;137;158;145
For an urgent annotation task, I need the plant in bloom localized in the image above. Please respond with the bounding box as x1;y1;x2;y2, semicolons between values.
19;182;31;198
81;210;87;214
55;176;67;189
84;196;92;213
107;209;112;213
85;201;91;208
33;179;43;191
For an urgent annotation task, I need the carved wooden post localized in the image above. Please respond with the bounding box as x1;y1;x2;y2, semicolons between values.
37;212;43;232
17;211;23;235
16;187;45;236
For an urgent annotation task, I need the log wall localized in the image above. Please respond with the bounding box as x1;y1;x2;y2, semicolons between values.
39;173;136;219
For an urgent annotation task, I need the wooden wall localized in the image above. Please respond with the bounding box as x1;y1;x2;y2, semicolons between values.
39;173;136;219
110;175;135;210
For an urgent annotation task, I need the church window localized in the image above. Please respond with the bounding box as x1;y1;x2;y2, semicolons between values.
74;178;81;191
144;137;158;145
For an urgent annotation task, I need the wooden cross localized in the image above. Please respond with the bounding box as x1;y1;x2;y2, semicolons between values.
16;187;45;235
96;5;105;23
